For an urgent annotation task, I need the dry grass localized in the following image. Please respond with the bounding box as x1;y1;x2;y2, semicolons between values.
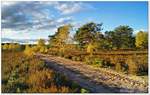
2;51;81;93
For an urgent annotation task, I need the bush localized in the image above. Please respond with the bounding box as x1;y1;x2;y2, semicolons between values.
81;88;89;93
24;45;35;56
84;55;103;67
2;43;22;51
115;62;122;72
2;44;9;50
39;46;48;54
137;55;148;75
26;69;53;88
127;57;138;75
70;56;81;61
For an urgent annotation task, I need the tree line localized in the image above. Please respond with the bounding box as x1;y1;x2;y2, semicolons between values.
48;22;148;53
2;22;148;52
1;22;148;76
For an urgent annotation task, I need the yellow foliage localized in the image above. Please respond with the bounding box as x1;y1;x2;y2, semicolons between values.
135;31;148;49
39;46;48;53
59;86;70;93
27;69;53;87
127;57;138;75
87;43;95;54
24;45;35;56
2;44;9;50
2;43;21;51
38;39;46;47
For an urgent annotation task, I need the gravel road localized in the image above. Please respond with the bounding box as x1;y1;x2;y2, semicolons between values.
36;54;148;93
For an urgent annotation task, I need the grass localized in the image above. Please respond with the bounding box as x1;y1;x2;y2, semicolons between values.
1;50;88;93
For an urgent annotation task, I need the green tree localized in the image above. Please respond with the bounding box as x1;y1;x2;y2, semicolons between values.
74;22;103;49
135;31;148;49
105;26;134;49
114;25;134;49
99;31;114;50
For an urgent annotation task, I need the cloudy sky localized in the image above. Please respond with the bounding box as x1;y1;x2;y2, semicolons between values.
1;1;148;39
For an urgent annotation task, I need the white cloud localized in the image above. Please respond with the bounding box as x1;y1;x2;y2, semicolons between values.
37;1;84;15
1;1;94;39
56;16;73;23
38;1;59;6
2;1;18;6
55;2;83;15
2;29;21;38
2;28;57;39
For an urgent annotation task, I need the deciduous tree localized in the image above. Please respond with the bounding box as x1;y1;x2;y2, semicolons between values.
38;39;46;47
135;31;148;49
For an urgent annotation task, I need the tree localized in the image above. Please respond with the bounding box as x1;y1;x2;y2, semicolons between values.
49;25;71;55
115;25;134;49
38;39;46;47
49;25;71;47
106;26;134;49
135;31;148;49
74;22;103;48
101;31;114;50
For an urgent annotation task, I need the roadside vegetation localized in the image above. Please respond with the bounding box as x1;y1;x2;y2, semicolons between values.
2;50;89;93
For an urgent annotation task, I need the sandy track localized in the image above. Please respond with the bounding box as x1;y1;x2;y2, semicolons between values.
36;54;148;93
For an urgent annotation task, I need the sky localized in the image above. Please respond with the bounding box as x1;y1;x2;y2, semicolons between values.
1;1;148;39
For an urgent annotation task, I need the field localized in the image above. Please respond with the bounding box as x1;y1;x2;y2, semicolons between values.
2;50;87;93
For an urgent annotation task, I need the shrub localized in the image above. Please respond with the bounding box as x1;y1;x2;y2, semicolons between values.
137;55;148;75
2;44;9;50
115;62;122;72
84;56;93;65
81;88;89;93
24;45;35;56
84;55;103;67
2;43;22;51
127;57;138;75
26;69;53;88
39;46;48;54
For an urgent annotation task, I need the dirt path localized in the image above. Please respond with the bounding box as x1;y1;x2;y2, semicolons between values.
36;54;148;93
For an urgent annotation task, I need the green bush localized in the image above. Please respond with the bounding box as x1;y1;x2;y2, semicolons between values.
84;56;103;67
81;88;89;93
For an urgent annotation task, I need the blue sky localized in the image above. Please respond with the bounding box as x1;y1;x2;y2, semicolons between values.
1;1;148;39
